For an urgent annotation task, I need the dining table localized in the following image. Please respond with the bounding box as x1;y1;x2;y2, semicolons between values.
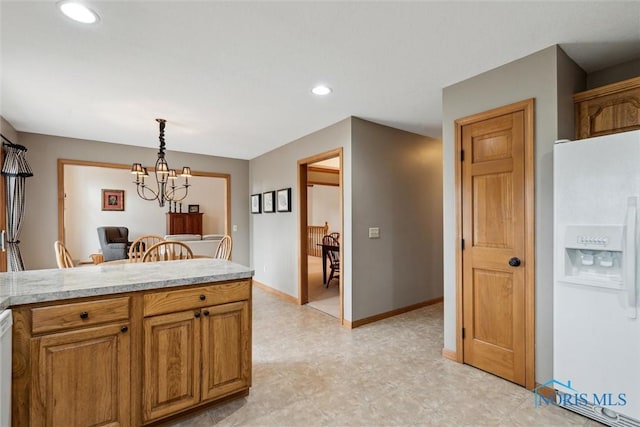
317;242;339;284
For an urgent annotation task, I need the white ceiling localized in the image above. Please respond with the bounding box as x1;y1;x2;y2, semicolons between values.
1;1;639;160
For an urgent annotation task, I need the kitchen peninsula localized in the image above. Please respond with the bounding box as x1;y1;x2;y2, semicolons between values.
1;259;253;426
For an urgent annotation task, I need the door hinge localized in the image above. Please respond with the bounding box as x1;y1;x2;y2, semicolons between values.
460;150;464;161
462;328;465;339
461;239;465;250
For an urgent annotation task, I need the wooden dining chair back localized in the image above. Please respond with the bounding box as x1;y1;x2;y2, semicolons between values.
128;234;165;262
141;241;194;262
214;235;232;260
322;234;340;286
54;241;74;268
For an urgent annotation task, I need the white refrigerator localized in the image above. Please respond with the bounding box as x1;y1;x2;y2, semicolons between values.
554;130;640;427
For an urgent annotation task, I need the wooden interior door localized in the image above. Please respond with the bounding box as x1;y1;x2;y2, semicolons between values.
460;103;532;386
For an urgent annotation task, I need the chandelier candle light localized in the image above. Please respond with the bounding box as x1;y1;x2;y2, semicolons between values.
131;119;192;208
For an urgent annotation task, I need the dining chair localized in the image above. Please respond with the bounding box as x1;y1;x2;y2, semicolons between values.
214;235;232;260
128;234;165;262
141;241;194;262
322;234;340;287
54;241;74;268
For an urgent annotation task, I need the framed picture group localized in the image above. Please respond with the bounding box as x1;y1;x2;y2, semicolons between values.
251;188;291;214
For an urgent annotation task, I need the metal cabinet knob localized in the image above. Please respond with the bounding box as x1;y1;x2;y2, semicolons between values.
508;257;521;267
80;311;89;319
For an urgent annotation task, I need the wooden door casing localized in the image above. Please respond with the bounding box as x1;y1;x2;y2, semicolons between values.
31;323;131;427
455;99;535;389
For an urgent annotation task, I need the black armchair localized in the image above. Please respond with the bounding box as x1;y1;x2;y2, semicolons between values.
97;226;131;261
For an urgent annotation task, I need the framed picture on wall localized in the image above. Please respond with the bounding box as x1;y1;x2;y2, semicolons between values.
101;189;124;211
250;194;262;214
277;188;291;212
263;191;275;213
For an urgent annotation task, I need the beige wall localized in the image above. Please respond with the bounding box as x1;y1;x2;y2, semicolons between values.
250;118;354;317
250;116;443;322
308;185;341;234
350;118;442;320
586;57;640;89
442;45;585;383
16;132;249;270
0;116;18;143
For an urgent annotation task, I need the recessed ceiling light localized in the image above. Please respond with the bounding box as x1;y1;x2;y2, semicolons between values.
58;1;99;24
311;85;332;96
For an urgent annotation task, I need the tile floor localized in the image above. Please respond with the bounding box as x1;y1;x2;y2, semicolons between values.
170;286;603;426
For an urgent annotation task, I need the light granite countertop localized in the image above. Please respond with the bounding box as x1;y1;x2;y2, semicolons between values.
0;259;254;311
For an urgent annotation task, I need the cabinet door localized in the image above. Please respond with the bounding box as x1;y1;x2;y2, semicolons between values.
201;301;251;401
143;310;201;422
31;323;131;427
186;214;203;234
167;213;187;234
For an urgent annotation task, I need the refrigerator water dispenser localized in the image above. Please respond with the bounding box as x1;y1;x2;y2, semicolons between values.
562;225;624;289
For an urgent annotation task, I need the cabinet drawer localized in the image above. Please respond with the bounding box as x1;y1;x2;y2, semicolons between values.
31;297;130;335
144;281;250;317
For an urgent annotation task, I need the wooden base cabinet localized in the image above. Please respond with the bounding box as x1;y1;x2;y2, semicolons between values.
12;297;132;427
12;279;252;427
142;285;251;424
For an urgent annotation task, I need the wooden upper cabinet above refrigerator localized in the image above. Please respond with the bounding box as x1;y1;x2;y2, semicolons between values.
574;76;640;139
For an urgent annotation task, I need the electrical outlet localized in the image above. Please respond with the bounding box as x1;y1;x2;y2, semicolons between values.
369;227;380;239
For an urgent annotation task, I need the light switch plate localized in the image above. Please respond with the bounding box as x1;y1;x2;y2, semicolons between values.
233;224;238;232
369;227;380;239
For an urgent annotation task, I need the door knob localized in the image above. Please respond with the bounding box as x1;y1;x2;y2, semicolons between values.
508;257;521;267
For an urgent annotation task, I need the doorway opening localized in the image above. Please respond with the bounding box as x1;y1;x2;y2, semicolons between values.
298;148;343;322
58;159;230;265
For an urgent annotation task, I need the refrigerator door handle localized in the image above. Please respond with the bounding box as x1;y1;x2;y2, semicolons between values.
624;196;637;319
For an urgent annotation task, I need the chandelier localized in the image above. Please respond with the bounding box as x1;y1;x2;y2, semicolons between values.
130;118;192;208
